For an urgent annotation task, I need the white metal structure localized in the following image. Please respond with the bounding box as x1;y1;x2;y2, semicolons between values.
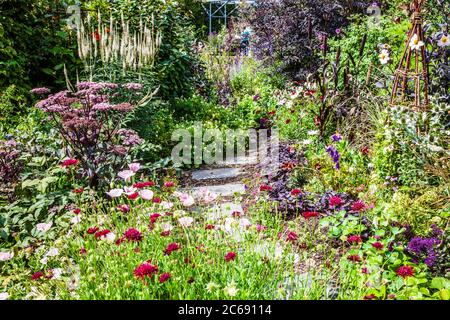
201;0;255;34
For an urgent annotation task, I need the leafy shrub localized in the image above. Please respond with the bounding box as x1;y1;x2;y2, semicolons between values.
242;0;372;79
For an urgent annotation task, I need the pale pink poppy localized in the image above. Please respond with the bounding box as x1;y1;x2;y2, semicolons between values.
118;170;135;181
128;163;141;173
178;193;195;207
178;217;194;227
0;252;13;261
106;188;124;198
36;222;52;233
123;186;137;196
139;189;154;201
160;201;174;209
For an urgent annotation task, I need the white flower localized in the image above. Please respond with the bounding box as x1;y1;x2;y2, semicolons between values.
0;292;9;300
71;215;81;225
223;218;236;233
139;189;154;201
409;34;424;50
378;49;390;64
117;170;135;181
438;34;449;47
123;186;137;196
105;232;116;243
428;144;444;152
162;223;173;232
106;188;123;198
307;130;319;136
51;268;64;280
0;251;13;261
239;218;251;229
40;257;48;265
201;189;218;203
178;193;195;207
178;217;194;228
223;283;239;297
160;201;174;209
290;91;299;100
36;222;52;233
302;139;313;145
128;162;141;173
206;282;219;293
46;248;59;257
274;242;284;259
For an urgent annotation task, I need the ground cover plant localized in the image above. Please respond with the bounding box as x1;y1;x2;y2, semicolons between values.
0;0;449;301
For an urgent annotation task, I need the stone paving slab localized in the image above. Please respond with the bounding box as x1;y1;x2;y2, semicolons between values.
192;167;242;181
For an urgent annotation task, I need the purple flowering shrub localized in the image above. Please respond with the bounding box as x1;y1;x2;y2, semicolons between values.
32;82;145;186
242;0;372;79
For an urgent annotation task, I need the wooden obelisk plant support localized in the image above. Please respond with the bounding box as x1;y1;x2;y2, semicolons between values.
390;0;430;110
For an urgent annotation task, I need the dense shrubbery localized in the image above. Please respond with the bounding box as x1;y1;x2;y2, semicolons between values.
0;0;449;301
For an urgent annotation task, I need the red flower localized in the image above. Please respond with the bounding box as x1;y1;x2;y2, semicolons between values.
291;189;302;196
115;236;125;245
360;146;370;155
396;266;414;278
94;229;111;239
134;262;158;279
87;226;99;234
31;271;44;280
268;110;276;116
160;230;171;237
259;184;273;192
285;119;292;124
205;224;215;230
61;159;78;167
73;208;81;215
347;255;362;263
164;181;175;188
152;197;162;204
127;192;139;200
363;294;376;300
286;231;298;242
372;242;384;250
150;213;161;224
159;272;171;283
72;187;84;194
329;196;343;207
133;181;155;188
303;211;320;219
351;200;366;212
79;247;87;255
225;252;237;262
164;242;181;255
361;267;368;274
93;30;101;41
117;204;130;213
347;235;362;244
124;228;142;242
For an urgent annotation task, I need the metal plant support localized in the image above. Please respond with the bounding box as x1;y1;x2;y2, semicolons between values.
202;0;255;34
390;0;430;110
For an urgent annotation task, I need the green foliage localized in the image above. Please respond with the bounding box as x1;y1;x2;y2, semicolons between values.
0;85;28;128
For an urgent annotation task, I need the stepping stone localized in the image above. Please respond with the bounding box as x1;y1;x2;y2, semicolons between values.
192;168;242;181
188;183;245;197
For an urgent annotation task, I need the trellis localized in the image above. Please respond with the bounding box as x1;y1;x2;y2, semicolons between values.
202;0;255;34
390;0;430;110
